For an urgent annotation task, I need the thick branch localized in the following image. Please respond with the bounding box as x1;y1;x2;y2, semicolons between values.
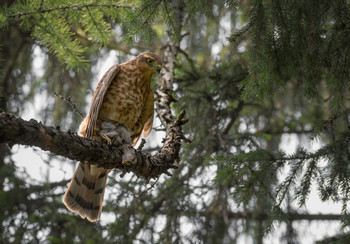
154;42;185;169
0;112;122;166
0;40;187;180
0;111;182;180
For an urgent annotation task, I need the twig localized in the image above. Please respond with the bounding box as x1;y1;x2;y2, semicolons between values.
39;0;45;10
137;139;147;151
8;3;132;20
162;1;178;37
174;110;191;143
54;92;85;118
154;127;166;131
127;0;162;42
139;177;160;197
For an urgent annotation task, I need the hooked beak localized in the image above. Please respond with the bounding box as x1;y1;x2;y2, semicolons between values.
156;65;162;73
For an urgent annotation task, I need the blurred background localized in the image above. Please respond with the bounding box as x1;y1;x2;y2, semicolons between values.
1;0;350;243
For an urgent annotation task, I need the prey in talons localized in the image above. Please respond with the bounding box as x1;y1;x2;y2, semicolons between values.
99;119;137;165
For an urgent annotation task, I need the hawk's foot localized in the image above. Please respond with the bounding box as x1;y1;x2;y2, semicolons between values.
101;133;113;145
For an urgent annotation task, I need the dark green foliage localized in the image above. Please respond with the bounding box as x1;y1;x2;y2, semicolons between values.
123;0;162;43
224;0;350;233
230;0;350;105
0;0;130;69
1;0;350;243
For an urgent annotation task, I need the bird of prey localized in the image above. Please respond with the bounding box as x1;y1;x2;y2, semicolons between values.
63;52;162;221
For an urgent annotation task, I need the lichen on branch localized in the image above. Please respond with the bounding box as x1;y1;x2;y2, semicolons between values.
0;43;188;180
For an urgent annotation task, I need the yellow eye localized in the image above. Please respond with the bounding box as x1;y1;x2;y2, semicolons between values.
146;58;154;64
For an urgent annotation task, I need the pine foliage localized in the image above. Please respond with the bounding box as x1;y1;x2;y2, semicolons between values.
1;0;350;243
230;0;350;105
1;0;131;69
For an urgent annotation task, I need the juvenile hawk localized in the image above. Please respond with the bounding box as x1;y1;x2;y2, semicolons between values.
63;52;162;221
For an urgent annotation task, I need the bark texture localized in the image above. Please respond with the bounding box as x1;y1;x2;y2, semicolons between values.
0;43;187;180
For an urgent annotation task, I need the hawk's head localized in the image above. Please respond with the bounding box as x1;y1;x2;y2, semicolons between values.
136;52;163;76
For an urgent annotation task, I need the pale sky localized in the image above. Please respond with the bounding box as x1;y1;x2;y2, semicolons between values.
10;42;345;244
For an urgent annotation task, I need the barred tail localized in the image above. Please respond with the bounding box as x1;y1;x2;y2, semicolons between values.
63;163;108;222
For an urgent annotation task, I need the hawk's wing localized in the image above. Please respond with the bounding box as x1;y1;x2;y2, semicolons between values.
83;64;120;139
131;89;154;146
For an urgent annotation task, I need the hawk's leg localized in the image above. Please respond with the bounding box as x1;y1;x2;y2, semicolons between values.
99;120;137;165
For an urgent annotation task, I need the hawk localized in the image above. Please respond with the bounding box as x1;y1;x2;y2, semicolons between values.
63;52;162;221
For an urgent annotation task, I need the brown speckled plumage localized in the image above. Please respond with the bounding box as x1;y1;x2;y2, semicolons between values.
63;52;162;221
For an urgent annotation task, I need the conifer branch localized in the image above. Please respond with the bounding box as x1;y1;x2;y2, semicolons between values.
34;19;88;69
7;3;132;20
223;100;245;134
162;1;177;37
222;211;342;221
126;0;162;42
129;0;160;25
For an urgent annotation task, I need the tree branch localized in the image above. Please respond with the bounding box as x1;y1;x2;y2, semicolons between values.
223;100;245;135
0;112;122;166
0;40;187;180
54;92;85;119
7;3;132;20
0;111;183;180
204;210;342;221
224;212;341;221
